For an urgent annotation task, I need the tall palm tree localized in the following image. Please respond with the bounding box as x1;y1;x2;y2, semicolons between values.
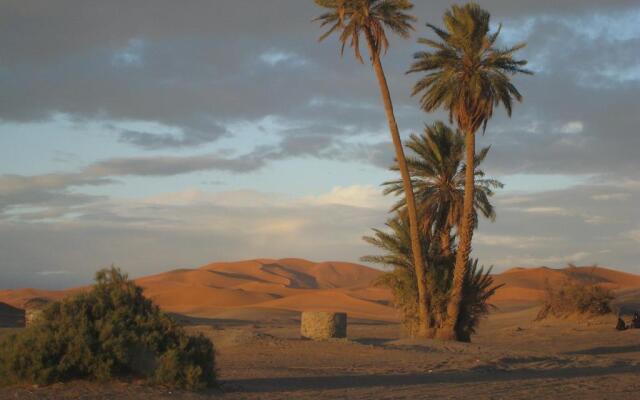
383;121;502;259
314;0;432;336
408;3;531;340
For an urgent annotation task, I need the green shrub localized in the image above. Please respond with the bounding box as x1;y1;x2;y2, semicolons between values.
0;267;216;390
364;216;502;340
536;277;614;320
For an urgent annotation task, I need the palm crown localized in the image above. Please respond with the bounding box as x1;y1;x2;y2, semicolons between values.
383;121;502;237
314;0;416;62
408;3;531;133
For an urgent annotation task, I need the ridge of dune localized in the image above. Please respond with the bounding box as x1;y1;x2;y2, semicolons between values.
199;258;382;290
562;265;640;287
1;261;639;321
492;265;640;304
255;289;396;321
0;288;81;309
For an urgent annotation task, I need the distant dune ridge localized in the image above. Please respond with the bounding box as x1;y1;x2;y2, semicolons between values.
1;260;639;323
492;265;640;306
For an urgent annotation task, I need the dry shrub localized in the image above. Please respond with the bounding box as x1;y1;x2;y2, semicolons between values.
536;277;614;320
0;267;216;390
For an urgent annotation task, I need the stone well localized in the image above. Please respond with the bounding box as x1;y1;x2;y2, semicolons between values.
300;311;347;340
24;297;51;327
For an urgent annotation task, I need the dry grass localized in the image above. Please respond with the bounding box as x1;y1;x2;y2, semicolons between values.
536;277;614;320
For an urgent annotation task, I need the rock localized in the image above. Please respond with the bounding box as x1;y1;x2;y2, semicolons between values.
300;311;347;340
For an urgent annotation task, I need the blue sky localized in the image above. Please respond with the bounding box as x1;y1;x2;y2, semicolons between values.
1;0;639;288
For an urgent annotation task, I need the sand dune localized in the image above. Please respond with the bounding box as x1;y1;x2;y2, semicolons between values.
492;265;640;305
1;260;639;322
135;259;391;319
0;288;79;309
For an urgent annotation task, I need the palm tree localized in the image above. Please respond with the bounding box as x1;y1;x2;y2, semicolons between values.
383;121;502;259
408;3;531;340
362;216;427;334
314;0;432;336
362;214;502;340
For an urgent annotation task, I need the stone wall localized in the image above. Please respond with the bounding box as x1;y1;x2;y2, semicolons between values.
24;298;51;327
300;311;347;340
25;308;44;327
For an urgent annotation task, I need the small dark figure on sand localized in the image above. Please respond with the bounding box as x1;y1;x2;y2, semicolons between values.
616;317;627;331
632;312;640;329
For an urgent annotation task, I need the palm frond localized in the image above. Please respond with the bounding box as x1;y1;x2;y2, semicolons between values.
408;3;531;133
314;0;416;62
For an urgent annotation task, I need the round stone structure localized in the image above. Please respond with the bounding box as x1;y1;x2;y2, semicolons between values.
300;311;347;340
24;297;51;327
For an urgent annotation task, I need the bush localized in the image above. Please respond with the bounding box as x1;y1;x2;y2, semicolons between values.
364;216;502;340
0;267;216;390
536;277;614;320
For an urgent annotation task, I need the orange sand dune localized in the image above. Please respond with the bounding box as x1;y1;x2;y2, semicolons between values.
0;287;84;309
492;265;640;304
1;260;639;321
136;259;391;319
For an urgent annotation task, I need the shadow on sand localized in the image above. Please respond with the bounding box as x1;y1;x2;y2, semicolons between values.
567;344;640;356
225;363;638;393
168;313;255;327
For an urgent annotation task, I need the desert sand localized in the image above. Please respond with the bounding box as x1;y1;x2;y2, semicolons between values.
2;259;640;399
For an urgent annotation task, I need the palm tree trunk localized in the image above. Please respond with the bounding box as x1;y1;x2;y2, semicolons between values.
365;34;430;337
438;130;475;341
440;226;452;259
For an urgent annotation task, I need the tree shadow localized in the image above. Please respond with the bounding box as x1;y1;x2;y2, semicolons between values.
352;337;396;346
349;319;398;326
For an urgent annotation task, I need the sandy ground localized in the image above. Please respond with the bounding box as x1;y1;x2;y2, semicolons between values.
2;305;640;399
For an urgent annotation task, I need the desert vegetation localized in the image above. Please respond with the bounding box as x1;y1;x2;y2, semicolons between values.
536;274;615;320
316;1;530;341
314;0;431;337
363;122;503;340
408;3;531;340
0;267;216;390
364;216;501;341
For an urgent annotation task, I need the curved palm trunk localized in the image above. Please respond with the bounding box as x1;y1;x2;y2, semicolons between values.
365;35;430;337
439;130;475;341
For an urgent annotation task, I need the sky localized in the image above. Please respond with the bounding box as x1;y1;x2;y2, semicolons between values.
1;0;639;289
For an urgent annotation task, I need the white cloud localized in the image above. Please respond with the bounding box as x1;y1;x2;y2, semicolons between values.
523;206;569;215
518;206;607;225
591;193;631;201
492;251;591;268
305;185;389;209
253;218;307;235
497;195;534;205
111;38;144;68
628;230;640;243
259;50;307;67
583;215;607;225
37;270;70;276
557;121;584;134
142;188;285;208
475;234;554;249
